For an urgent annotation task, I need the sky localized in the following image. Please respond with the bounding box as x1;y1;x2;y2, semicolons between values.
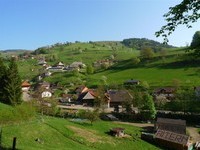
0;0;200;50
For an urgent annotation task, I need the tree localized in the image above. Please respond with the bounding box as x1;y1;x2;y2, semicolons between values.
86;64;94;74
77;109;99;125
4;59;22;105
156;0;200;44
0;57;7;104
140;47;154;59
132;57;140;65
190;31;200;57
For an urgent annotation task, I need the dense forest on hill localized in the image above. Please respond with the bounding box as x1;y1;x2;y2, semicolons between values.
122;38;175;52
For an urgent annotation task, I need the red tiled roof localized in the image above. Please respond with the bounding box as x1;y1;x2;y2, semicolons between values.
21;81;31;87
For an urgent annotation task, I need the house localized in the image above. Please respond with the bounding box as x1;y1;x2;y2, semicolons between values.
124;79;140;85
38;59;47;66
21;80;31;91
153;87;176;101
155;129;193;150
106;90;133;108
93;59;113;68
155;118;186;134
77;90;97;106
70;62;86;69
56;62;65;68
110;128;125;137
41;90;52;98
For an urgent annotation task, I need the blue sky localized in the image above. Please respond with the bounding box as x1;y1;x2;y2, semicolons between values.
0;0;200;50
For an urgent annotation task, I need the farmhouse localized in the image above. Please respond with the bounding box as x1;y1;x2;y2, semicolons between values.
106;90;133;108
70;62;86;69
153;87;176;101
21;80;31;91
77;90;97;106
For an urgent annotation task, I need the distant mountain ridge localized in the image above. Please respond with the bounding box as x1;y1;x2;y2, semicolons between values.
1;49;31;52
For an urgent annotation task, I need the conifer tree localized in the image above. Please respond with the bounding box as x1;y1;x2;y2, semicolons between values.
4;58;22;105
0;57;7;103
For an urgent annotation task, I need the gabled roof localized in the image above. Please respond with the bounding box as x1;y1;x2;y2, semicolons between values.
107;90;133;102
82;92;95;100
57;62;64;66
21;81;31;87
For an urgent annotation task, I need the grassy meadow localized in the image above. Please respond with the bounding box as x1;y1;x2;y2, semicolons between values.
0;116;160;150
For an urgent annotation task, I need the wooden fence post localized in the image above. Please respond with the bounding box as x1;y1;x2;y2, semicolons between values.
0;128;2;148
12;137;17;150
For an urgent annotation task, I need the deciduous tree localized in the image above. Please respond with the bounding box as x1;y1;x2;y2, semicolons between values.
156;0;200;44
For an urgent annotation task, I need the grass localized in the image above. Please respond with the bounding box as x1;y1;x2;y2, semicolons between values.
0;116;161;150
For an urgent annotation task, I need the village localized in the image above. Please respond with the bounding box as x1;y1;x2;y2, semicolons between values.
19;57;200;150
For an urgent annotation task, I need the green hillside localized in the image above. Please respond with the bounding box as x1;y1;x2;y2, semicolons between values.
16;40;200;87
1;116;160;150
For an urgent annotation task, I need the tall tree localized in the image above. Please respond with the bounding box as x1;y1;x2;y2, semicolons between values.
190;31;200;57
140;47;154;59
4;58;22;105
0;57;7;103
156;0;200;44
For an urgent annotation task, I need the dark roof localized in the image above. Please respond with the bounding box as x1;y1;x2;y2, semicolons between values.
107;90;133;102
156;118;186;134
155;129;189;145
157;118;186;126
154;87;175;94
124;79;140;84
110;128;125;133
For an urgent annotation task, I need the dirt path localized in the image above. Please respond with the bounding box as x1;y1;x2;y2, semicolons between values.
114;121;153;128
187;127;200;142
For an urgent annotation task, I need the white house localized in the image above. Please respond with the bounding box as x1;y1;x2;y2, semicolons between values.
41;90;52;98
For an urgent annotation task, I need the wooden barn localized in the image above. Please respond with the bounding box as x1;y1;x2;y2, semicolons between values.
155;118;186;134
155;129;193;150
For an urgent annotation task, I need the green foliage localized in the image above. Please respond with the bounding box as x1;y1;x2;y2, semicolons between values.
156;0;200;44
165;87;200;113
4;59;22;105
190;31;200;57
141;93;156;120
140;47;154;60
0;57;7;103
86;64;94;74
77;109;99;125
122;38;174;51
0;102;36;125
132;57;140;65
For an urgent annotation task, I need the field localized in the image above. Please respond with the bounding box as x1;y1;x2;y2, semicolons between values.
0;116;160;150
